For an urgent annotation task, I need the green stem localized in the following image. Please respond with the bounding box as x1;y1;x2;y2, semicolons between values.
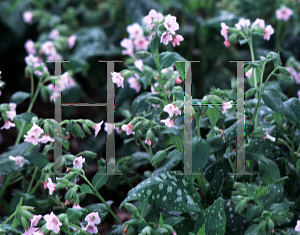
154;49;168;102
27;166;39;194
277;138;292;153
195;112;201;138
30;179;42;196
0;175;13;203
80;174;122;225
0;211;16;228
140;140;153;159
8;176;24;186
28;79;43;112
68;223;91;235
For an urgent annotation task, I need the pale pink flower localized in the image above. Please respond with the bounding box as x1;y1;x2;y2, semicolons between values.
120;38;134;57
84;224;98;234
111;72;124;88
104;122;114;135
246;68;253;79
39;134;54;144
24;135;40;145
222;100;233;113
264;131;276;142
287;67;297;78
6;111;16;121
297;90;300;100
224;39;231;47
164;104;181;117
44;182;48;189
220;22;230;39
127;76;141;93
49;29;60;40
121;123;135;135
30;215;42;227
73;156;85;169
44;212;62;233
161;32;172;45
151;82;159;94
252;18;265;28
175;77;182;84
295;220;300;232
172;34;184;47
46;178;56;195
25;54;39;66
27;123;44;137
41;41;56;55
116;126;122;134
24;39;36;54
22;226;39;235
127;23;143;39
264;25;274;41
143;9;163;28
134;59;143;71
235;18;251;30
48;53;62;61
73;177;80;184
143;15;153;28
85;212;101;225
23;12;34;24
160;118;178;128
276;6;294;21
145;139;151;145
33;231;44;235
62;72;76;89
134;37;149;50
296;74;300;85
9;156;25;167
68;35;77;49
1;121;15;130
72;204;82;209
94;120;104;137
164;14;179;34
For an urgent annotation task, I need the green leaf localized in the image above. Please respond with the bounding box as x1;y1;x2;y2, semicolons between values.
80;184;94;194
277;73;294;83
76;151;97;159
92;168;109;190
23;152;49;168
238;38;249;45
131;92;150;117
66;208;87;222
248;67;261;88
120;171;201;213
283;98;300;127
175;62;185;81
196;224;205;235
138;197;148;217
149;34;160;54
152;149;182;176
206;107;220;127
12;198;22;228
261;89;285;116
258;158;280;185
192;137;210;173
193;198;226;235
10;91;30;105
71;122;86;139
159;52;186;69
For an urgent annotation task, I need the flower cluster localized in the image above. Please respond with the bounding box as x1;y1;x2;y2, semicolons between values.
83;212;101;234
127;60;143;93
24;123;54;145
160;104;181;128
1;103;17;130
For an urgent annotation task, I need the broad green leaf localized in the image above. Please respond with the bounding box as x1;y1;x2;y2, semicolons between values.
192;137;210;173
131;92;150;117
138;197;148;217
12;198;22;228
258;158;280;185
76;151;97;159
159;52;186;69
152;149;182;176
10;92;30;105
120;171;201;213
149;34;160;54
92;168;109;190
175;62;185;81
196;224;205;235
164;216;185;227
23;152;49;168
66;208;87;222
80;184;94;194
206;170;224;202
206;107;220;127
283;98;300;127
261;89;285;117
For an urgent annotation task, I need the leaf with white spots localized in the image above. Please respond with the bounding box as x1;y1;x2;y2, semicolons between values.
120;171;201;213
206;169;225;204
193;198;226;235
258;158;280;185
283;98;300;127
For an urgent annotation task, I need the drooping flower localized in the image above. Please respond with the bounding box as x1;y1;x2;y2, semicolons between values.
127;23;144;39
46;178;56;195
235;18;251;30
252;18;265;28
160;118;178;129
263;25;274;41
6;103;17;121
163;104;181;117
111;72;124;88
120;38;134;57
133;37;149;51
44;212;62;234
222;100;233;113
84;224;98;234
27;123;44;137
24;39;36;54
104;122;114;135
73;156;85;169
72;204;82;209
150;82;159;94
23;12;34;24
22;226;39;235
127;76;141;93
9;156;25;167
1;121;15;130
160;32;172;45
49;29;60;40
68;35;77;49
24;135;40;145
295;220;300;232
94;120;104;137
175;77;182;84
164;14;179;34
224;39;231;47
30;215;42;227
134;59;143;72
39;134;54;144
276;6;294;21
172;34;184;47
121;123;135;135
85;212;101;225
264;131;276;142
246;68;253;79
145;139;151;145
220;22;230;39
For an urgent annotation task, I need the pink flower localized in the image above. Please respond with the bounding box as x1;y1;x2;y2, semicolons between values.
143;9;164;28
85;212;101;225
48;53;62;61
297;90;300;100
41;41;56;55
22;226;39;235
127;76;141;93
276;6;294;21
94;120;104;137
224;39;231;47
164;14;179;34
246;68;253;79
30;215;42;227
127;23;143;39
116;126;122;134
235;18;251;30
9;156;25;167
84;224;98;234
134;59;143;71
134;37;149;50
23;12;34;24
104;122;114;135
68;35;77;49
62;72;76;89
145;139;151;145
27;123;44;137
160;118;178;128
252;18;265;28
111;72;124;88
263;25;274;41
73;156;85;169
172;34;184;47
121;123;135;135
222;100;233;113
72;204;82;209
175;77;182;84
46;178;56;195
24;135;40;145
1;121;15;130
39;134;54;144
25;54;39;66
160;32;172;45
24;40;36;54
295;220;300;232
49;29;60;40
120;38;134;57
220;22;229;39
287;67;297;78
44;212;62;233
264;131;276;142
163;104;181;117
6;111;16;121
44;182;48;189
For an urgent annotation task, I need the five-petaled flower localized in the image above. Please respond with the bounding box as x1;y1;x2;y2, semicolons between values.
160;118;178;128
30;215;42;227
46;178;56;195
235;18;251;30
122;123;135;135
276;6;294;21
111;72;124;88
85;212;101;225
172;34;184;47
222;100;233;113
73;156;85;169
9;156;25;167
263;25;274;41
44;212;62;234
39;134;54;144
163;104;182;117
164;14;179;34
94;120;104;137
1;121;16;130
23;11;34;24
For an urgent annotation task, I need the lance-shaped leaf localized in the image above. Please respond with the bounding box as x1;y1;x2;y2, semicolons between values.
120;171;201;212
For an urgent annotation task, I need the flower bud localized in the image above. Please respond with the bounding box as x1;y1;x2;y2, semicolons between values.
132;121;144;131
124;203;140;216
235;198;248;214
21;216;30;230
21;206;35;212
31;117;38;124
145;129;155;146
120;69;132;79
85;119;95;128
150;150;166;167
57;213;68;226
20;210;33;219
147;96;162;104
